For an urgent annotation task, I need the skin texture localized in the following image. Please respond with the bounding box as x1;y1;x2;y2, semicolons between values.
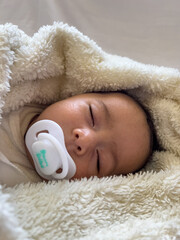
25;93;151;180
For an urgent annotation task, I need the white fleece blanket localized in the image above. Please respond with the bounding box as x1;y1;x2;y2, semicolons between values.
0;22;180;240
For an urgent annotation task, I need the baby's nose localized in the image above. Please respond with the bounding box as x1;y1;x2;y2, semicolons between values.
73;128;94;156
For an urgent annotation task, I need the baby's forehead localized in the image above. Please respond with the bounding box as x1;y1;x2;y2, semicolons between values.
67;92;147;120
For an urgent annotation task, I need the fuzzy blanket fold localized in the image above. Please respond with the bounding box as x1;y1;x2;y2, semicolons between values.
0;22;180;239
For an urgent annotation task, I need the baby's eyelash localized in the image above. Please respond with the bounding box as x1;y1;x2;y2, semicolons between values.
97;150;100;173
89;105;94;126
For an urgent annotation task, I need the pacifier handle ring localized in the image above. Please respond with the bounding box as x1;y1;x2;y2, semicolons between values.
38;133;69;179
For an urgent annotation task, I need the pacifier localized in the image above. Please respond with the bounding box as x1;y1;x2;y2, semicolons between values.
25;119;76;180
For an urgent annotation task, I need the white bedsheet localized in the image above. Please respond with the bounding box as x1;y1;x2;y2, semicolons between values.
0;0;179;69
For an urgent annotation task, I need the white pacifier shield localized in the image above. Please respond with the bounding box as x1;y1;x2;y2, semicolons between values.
25;119;76;180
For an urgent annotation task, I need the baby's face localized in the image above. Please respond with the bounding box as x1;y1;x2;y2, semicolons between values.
27;93;151;179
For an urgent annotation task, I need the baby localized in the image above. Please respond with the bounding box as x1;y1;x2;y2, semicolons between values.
25;92;153;180
0;92;153;186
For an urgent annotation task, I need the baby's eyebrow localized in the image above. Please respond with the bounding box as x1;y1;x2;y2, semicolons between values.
98;100;110;124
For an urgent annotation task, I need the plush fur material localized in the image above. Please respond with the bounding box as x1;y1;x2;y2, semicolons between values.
0;22;180;239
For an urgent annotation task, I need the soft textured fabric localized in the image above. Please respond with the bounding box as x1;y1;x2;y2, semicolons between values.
0;104;45;186
0;22;180;239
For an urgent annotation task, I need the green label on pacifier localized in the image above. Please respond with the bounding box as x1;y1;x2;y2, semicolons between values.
36;149;48;168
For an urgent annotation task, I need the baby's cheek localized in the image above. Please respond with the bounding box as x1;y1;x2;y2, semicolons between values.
70;160;90;180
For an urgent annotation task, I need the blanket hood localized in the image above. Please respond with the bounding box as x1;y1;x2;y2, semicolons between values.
0;22;180;240
1;22;180;172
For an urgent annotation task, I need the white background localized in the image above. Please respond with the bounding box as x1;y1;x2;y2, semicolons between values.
0;0;179;70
